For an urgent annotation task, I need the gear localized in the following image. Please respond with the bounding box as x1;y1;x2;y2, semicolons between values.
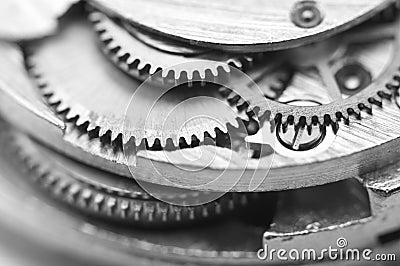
13;131;251;227
223;17;400;126
88;11;252;83
26;13;245;149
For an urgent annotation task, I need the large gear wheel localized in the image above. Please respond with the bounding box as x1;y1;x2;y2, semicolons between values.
223;17;400;126
89;11;253;83
26;13;245;148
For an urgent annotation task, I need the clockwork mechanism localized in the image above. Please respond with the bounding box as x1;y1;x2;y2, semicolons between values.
0;1;399;266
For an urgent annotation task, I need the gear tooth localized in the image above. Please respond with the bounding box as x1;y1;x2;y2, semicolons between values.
243;55;254;66
87;123;98;132
220;63;230;73
181;133;192;146
120;200;130;218
42;174;58;189
148;65;159;75
136;60;147;71
227;58;242;69
35;76;48;89
188;207;196;220
87;11;100;22
160;135;171;148
106;38;119;51
146;136;156;149
280;114;290;125
105;197;117;216
161;69;171;79
172;207;182;221
80;189;93;207
66;184;81;203
347;108;361;120
93;21;106;35
227;91;238;101
64;110;76;120
208;129;217;139
204;68;214;82
160;205;169;223
144;202;155;222
76;116;88;127
93;193;105;212
122;133;132;144
199;69;207;80
39;84;53;95
45;92;60;104
174;70;182;81
98;127;108;137
132;202;142;221
55;101;69;113
368;96;383;107
55;181;70;196
210;67;219;77
202;206;209;218
358;102;373;115
293;116;302;126
236;97;246;107
134;137;143;147
186;70;194;81
171;135;180;146
378;90;392;100
314;114;324;125
305;116;313;125
110;131;119;142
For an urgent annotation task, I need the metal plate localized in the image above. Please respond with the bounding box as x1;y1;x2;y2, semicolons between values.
89;0;394;52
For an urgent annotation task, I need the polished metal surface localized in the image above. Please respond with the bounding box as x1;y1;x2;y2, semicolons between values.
89;0;394;52
0;1;399;265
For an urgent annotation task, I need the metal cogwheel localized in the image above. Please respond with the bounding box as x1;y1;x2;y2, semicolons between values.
222;15;400;126
26;12;247;149
13;130;252;227
88;10;253;83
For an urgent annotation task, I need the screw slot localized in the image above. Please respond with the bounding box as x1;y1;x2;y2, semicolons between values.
291;0;323;29
276;124;326;152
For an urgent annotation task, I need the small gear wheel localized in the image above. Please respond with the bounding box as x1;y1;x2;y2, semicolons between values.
26;12;246;150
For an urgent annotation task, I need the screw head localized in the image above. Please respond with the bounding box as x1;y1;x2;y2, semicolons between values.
291;0;323;29
335;62;372;95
